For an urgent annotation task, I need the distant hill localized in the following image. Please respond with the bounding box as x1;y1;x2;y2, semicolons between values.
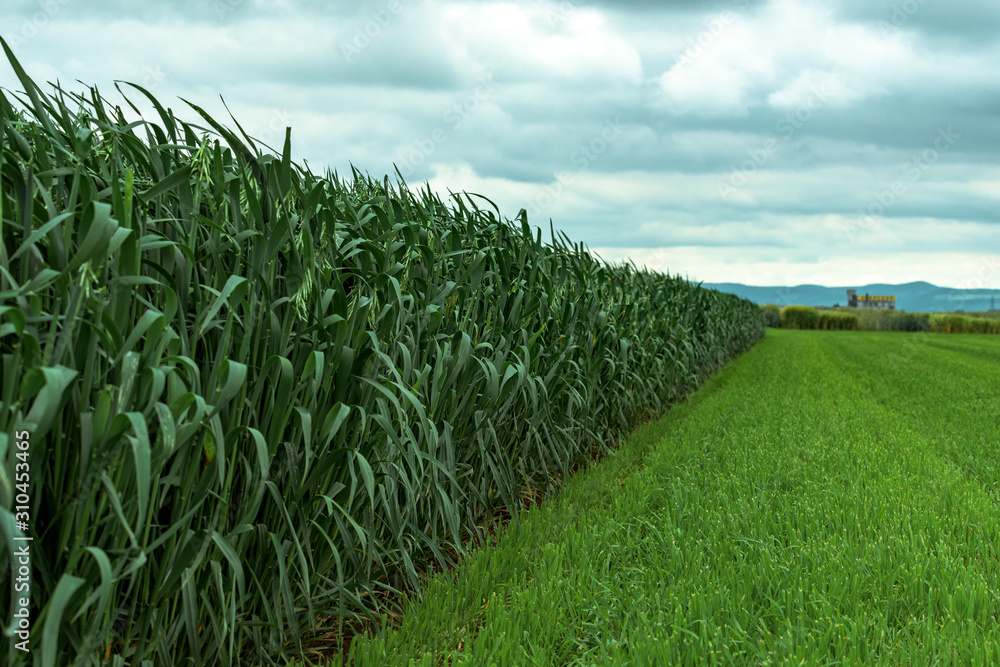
701;281;1000;314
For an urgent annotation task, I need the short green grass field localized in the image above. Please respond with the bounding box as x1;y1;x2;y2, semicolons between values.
336;329;1000;666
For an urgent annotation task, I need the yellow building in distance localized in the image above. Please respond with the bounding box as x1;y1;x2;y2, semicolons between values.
846;289;895;310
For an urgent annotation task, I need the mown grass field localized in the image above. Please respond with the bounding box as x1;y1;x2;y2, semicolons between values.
342;329;1000;666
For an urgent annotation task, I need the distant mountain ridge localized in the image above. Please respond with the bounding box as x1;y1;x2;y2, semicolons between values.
701;281;1000;314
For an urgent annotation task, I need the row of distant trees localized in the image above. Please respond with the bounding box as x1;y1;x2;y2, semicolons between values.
760;304;1000;333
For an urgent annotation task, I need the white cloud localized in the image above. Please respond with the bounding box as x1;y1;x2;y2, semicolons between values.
591;247;1000;290
654;0;928;117
437;1;643;86
767;68;879;110
656;16;772;117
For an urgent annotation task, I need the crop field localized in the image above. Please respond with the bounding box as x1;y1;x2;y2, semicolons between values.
0;45;763;665
344;329;1000;666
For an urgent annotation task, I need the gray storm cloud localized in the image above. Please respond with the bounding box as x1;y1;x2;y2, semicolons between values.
2;0;998;287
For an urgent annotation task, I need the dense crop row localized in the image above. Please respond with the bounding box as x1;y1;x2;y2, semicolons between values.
779;305;859;330
0;44;763;666
928;312;1000;333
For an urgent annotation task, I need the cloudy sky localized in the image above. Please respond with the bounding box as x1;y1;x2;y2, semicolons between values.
3;0;999;289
